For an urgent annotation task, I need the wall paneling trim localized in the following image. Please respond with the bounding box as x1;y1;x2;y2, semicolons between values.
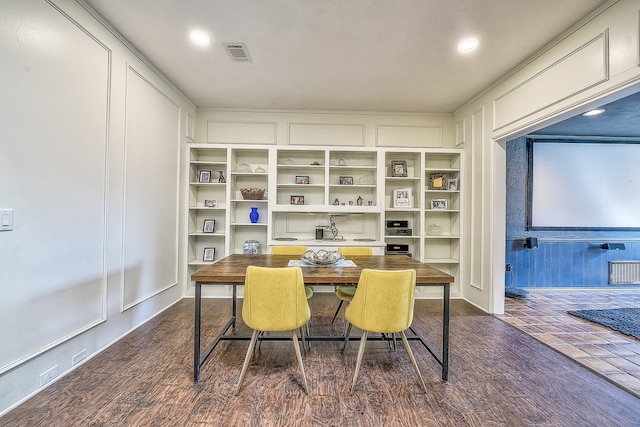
121;66;180;310
493;31;609;131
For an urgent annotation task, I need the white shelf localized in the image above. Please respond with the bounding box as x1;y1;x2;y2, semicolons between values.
424;168;460;172
191;160;226;166
425;209;460;213
277;184;325;188
188;260;216;266
277;164;325;169
189;206;226;210
423;258;459;264
189;182;226;186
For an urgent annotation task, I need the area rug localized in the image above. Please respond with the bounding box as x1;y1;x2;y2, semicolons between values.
567;308;640;340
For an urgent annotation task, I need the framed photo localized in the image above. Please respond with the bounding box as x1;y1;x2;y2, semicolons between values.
203;247;216;261
295;175;309;184
339;176;353;185
429;172;448;190
199;170;212;183
204;199;217;208
391;160;408;177
430;199;448;210
393;188;412;208
447;178;459;191
290;195;305;205
203;219;216;233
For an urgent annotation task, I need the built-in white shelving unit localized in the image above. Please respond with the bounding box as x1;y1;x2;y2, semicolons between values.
186;144;463;288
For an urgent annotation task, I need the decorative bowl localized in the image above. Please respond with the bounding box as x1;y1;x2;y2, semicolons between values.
300;249;344;265
240;188;265;200
235;163;253;173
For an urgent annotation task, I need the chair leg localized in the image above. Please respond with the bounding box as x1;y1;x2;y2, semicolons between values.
292;330;309;394
400;331;427;393
300;325;309;353
235;329;259;395
331;300;344;323
350;331;368;395
341;323;353;353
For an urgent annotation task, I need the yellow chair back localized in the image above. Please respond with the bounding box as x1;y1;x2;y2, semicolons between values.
271;246;308;256
345;269;416;333
338;247;373;256
242;266;310;331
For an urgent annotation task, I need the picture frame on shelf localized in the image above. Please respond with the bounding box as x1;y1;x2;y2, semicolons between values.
203;247;216;261
199;170;212;183
430;199;448;210
429;172;447;190
391;160;408;177
290;195;305;205
339;176;353;185
203;219;216;233
447;178;459;191
204;199;217;208
393;188;412;208
295;175;309;184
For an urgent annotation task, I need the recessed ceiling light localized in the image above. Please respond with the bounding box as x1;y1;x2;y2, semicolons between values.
190;30;211;46
582;108;605;116
457;38;479;53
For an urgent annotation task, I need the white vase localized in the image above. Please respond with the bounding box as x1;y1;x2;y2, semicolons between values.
243;240;260;254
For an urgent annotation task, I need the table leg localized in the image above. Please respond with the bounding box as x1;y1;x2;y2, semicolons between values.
194;282;202;383
232;283;237;332
442;283;450;381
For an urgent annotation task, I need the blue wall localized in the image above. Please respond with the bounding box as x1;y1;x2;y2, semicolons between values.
505;136;640;288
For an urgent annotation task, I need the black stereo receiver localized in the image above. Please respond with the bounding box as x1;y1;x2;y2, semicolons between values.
386;220;409;228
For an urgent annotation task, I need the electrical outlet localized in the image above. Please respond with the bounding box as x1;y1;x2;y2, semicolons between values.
72;349;87;366
39;365;59;387
505;263;512;272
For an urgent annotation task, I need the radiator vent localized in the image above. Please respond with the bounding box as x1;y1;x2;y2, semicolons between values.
609;261;640;285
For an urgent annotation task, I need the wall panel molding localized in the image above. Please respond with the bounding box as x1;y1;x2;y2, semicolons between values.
493;30;609;132
470;108;485;290
289;123;365;146
455;119;466;146
0;1;109;373
376;125;443;148
207;121;277;144
121;65;180;311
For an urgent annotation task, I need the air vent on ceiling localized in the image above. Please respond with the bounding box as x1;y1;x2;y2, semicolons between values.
225;42;252;62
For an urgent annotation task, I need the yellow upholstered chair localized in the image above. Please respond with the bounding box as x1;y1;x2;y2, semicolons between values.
341;268;426;394
271;246;313;299
235;266;311;395
331;247;373;323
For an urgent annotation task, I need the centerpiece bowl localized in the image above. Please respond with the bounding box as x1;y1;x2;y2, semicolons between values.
300;249;344;265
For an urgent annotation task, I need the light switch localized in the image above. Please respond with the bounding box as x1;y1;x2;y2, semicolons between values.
0;209;13;231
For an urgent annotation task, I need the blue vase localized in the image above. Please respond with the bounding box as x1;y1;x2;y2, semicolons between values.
249;207;259;223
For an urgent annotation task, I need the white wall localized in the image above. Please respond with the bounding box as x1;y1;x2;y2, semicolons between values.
0;0;194;414
454;0;640;313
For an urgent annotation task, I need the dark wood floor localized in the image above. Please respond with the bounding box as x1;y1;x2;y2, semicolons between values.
3;294;640;426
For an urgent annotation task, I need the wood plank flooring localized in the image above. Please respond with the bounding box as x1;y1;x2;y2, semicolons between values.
2;294;640;426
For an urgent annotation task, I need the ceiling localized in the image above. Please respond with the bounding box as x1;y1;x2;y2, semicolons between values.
83;0;608;113
532;90;640;138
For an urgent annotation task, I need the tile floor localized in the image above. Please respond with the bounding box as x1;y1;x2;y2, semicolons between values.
496;288;640;399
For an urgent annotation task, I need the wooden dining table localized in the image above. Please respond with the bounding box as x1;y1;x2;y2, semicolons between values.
192;254;454;384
